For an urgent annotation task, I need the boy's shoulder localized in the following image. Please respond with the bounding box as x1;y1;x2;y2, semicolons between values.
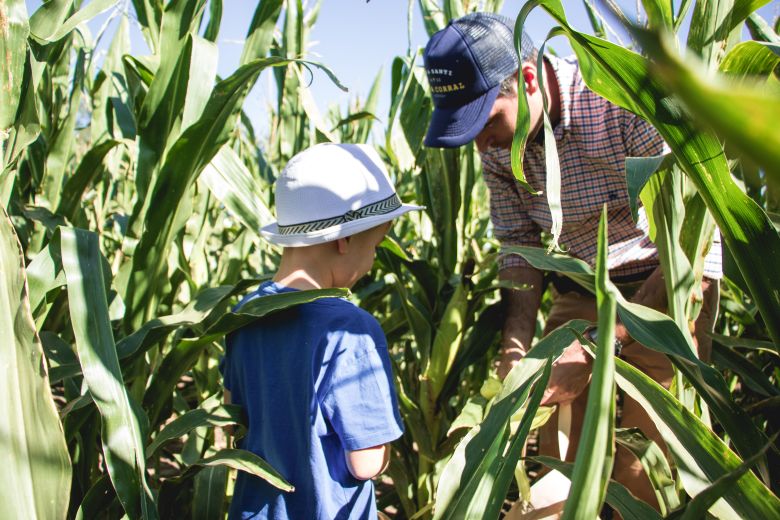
241;281;382;334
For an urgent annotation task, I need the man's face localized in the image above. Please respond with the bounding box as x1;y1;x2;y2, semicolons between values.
474;68;544;153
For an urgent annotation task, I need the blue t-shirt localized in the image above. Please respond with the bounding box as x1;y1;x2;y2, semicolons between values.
220;281;404;519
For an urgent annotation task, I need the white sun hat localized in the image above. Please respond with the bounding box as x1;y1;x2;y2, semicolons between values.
260;143;424;247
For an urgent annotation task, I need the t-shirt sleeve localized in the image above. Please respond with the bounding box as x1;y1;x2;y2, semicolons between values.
320;320;404;452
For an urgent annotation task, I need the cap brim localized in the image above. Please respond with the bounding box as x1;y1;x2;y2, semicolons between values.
424;85;500;148
260;203;425;247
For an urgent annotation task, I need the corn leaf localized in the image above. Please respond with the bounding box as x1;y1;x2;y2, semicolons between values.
60;226;157;520
192;466;228;520
534;456;662;520
615;357;780;517
1;208;71;519
0;0;29;130
187;449;292;492
615;428;679;515
29;0;116;43
200;145;274;236
562;206;616;520
145;403;244;458
508;245;769;475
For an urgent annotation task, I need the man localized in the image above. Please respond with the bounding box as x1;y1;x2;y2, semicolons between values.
422;12;721;511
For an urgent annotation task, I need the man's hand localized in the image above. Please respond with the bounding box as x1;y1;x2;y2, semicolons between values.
541;340;593;405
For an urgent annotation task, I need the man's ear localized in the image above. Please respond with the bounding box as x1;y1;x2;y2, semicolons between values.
521;63;538;94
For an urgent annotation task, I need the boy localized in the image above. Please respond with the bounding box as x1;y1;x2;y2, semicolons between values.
220;143;422;519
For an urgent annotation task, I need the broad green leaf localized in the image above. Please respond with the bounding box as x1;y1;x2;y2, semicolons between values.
192;465;228;520
202;0;222;42
635;27;780;186
484;361;551;519
145;403;243;458
674;435;777;520
615;428;679;515
57;140;121;221
0;0;29;130
509;246;769;473
0;208;71;519
615;357;780;518
117;282;255;359
200;145;274;236
625;155;668;223
239;0;284;65
745;12;780;44
188;449;292;492
433;363;544;519
30;0;116;43
720;41;780;82
74;475;115;520
562;206;616;520
709;332;777;355
534;456;662;520
711;341;779;398
640;0;674;29
536;31;563;251
41;49;86;211
60;227;157;520
124;56;294;330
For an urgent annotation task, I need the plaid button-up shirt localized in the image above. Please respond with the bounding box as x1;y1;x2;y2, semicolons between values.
481;55;722;279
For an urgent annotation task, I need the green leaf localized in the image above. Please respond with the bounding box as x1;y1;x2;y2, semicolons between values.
239;0;284;65
60;227;157;520
145;402;243;458
509;246;770;476
673;434;777;520
433;363;544;519
56;140;121;221
534;456;663;520
615;428;679;515
615;357;780;517
562;206;616;520
625;155;669;223
29;0;116;42
0;208;71;519
188;449;292;492
124;56;294;330
433;321;591;519
0;0;30;130
192;465;228;520
200;145;274;236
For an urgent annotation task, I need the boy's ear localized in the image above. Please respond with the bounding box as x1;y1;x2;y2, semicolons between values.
336;237;350;254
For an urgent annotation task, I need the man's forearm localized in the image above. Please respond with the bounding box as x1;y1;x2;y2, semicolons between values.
497;266;543;378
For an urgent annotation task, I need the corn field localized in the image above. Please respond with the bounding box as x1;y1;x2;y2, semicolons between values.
2;0;779;518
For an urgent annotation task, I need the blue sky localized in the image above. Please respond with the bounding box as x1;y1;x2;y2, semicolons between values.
24;1;780;140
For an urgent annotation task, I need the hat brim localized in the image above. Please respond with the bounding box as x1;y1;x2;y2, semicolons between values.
424;85;501;148
260;203;425;247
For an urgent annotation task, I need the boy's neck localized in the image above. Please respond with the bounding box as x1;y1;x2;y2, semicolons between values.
273;245;335;290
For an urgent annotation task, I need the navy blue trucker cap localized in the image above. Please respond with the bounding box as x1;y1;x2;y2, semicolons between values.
423;13;531;148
